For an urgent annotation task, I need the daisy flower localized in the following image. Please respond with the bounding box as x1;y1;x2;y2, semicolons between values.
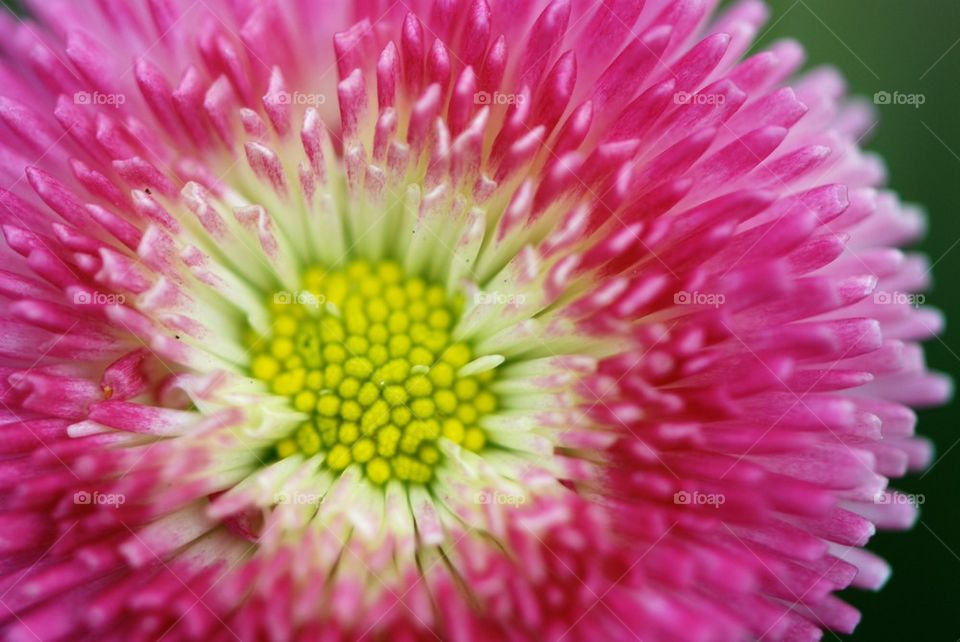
0;0;949;640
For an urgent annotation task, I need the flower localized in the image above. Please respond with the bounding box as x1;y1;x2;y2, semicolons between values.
0;0;949;640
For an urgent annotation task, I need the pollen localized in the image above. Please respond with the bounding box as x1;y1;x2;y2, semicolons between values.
248;260;499;486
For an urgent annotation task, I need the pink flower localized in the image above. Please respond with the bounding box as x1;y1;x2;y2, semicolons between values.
0;0;949;640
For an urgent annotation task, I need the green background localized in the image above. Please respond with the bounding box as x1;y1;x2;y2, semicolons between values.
746;2;960;639
2;0;957;639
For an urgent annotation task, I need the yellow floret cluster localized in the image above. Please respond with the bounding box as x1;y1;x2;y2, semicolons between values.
248;260;497;486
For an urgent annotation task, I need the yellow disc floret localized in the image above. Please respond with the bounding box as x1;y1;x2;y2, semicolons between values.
247;260;499;487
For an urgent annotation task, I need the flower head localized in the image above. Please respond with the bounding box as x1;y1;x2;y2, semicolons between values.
0;0;949;640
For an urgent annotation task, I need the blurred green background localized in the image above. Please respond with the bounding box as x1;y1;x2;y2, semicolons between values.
2;0;957;639
751;2;960;639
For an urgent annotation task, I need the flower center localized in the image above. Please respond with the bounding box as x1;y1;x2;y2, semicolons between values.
248;260;496;486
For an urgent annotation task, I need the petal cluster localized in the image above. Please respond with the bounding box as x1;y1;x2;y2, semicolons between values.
0;1;949;641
